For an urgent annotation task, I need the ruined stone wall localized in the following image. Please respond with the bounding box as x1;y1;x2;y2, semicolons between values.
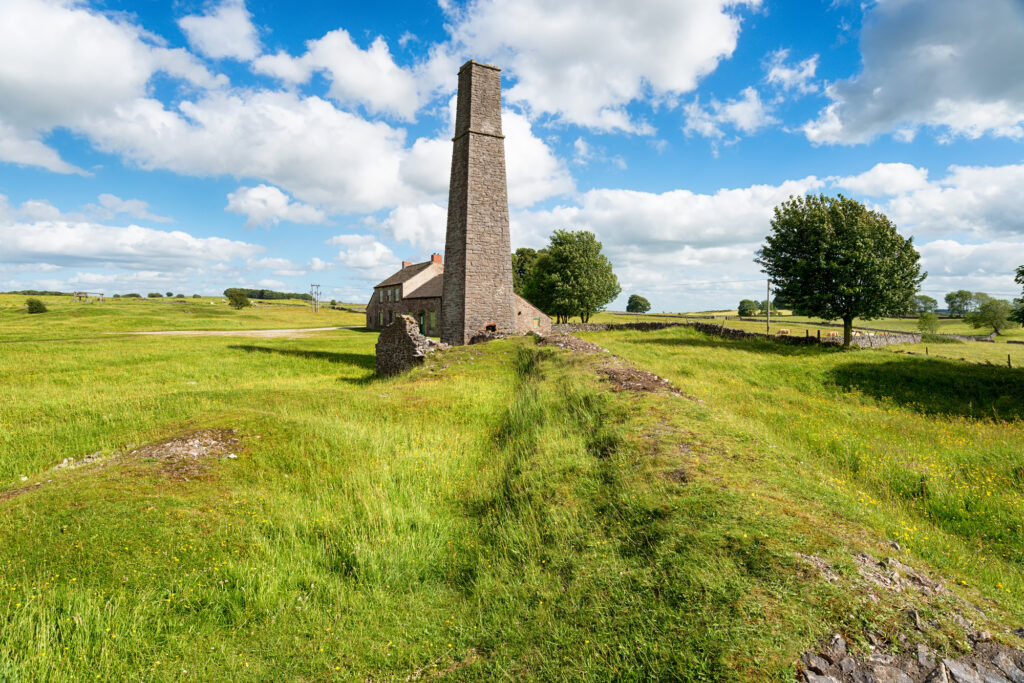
441;61;516;346
375;315;447;376
514;294;551;335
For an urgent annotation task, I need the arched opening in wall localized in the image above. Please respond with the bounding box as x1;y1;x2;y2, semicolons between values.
484;321;497;332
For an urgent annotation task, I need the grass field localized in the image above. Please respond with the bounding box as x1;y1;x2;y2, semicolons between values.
0;295;365;342
1;304;1022;679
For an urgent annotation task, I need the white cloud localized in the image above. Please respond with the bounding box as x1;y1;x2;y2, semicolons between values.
763;49;818;94
369;204;448;251
684;87;777;140
0;0;223;173
805;0;1024;144
0;220;263;269
832;162;930;197
85;194;172;223
247;257;306;277
308;257;331;272
178;0;261;61
252;29;420;120
439;0;760;131
502;110;575;207
226;184;328;227
328;233;398;279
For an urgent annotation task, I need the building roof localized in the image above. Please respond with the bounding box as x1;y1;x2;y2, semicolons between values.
374;261;434;288
404;273;443;299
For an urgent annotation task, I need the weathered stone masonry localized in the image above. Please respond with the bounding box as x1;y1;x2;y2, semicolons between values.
441;61;517;346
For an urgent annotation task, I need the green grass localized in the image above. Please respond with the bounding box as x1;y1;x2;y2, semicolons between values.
2;311;1023;680
0;296;365;342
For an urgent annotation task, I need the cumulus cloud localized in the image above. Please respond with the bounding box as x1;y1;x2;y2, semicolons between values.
247;256;306;277
178;0;261;61
683;87;777;141
252;29;420;120
805;0;1024;144
438;0;760;131
328;233;398;279
763;49;818;94
0;220;263;269
368;203;448;251
226;185;328;227
0;0;223;173
831;162;930;197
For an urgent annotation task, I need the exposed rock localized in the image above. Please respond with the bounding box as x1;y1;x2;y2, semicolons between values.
919;644;938;669
806;674;840;683
992;652;1024;683
467;330;510;345
926;666;950;683
944;659;984;683
806;654;832;675
375;314;448;376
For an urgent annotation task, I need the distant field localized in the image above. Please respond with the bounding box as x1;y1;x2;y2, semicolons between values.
741;313;1024;342
0;295;365;342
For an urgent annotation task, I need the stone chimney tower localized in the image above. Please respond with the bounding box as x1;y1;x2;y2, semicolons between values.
440;60;516;346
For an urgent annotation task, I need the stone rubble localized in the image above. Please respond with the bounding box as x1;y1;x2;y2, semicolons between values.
375;314;448;376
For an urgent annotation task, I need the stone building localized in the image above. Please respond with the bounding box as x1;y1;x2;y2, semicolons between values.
367;59;551;341
365;254;444;335
366;254;550;336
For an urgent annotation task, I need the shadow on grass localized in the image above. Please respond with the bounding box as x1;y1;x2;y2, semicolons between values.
830;357;1024;420
228;344;374;370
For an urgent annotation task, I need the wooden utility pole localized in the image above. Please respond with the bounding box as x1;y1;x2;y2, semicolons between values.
310;284;321;313
766;279;771;335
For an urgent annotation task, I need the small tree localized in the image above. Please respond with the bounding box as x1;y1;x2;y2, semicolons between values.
225;289;252;310
756;194;924;347
523;230;620;323
966;298;1015;335
165;291;173;298
917;312;939;334
944;290;973;317
511;247;544;296
25;298;47;314
737;299;758;317
192;294;201;298
626;294;651;314
147;292;162;298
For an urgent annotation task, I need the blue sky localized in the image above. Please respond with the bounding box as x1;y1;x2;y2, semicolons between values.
1;0;1023;311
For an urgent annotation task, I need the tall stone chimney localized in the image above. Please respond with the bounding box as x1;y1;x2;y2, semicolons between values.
440;60;516;346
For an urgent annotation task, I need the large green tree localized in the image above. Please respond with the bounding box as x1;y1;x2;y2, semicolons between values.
755;194;924;347
966;298;1015;335
523;230;621;323
944;290;973;317
511;247;544;296
737;299;758;317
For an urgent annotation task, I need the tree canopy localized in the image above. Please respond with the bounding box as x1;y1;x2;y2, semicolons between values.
521;230;621;323
626;294;651;314
755;194;924;347
912;294;938;314
511;248;544;296
944;290;973;317
737;299;758;317
225;289;252;310
1013;266;1024;325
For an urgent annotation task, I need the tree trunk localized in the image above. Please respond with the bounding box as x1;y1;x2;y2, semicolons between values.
843;316;853;348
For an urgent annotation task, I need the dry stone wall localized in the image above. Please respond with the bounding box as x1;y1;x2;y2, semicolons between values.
551;321;921;349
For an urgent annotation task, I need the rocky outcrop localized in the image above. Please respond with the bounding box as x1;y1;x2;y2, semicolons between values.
375;315;448;376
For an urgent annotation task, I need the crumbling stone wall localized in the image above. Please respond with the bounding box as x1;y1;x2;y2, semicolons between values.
375;315;448;376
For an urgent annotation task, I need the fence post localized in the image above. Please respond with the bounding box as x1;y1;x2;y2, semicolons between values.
1010;354;1012;369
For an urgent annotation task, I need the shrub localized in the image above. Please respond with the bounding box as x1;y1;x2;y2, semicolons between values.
174;293;185;298
192;294;201;298
916;312;939;334
225;289;251;310
25;298;47;314
165;291;173;298
147;292;163;298
124;293;141;298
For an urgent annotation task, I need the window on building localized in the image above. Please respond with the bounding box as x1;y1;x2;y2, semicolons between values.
418;312;425;334
379;289;384;303
429;311;437;331
533;317;540;328
378;311;383;327
389;311;394;324
394;287;400;301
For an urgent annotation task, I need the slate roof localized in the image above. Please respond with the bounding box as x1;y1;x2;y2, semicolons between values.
404;273;443;299
374;262;433;287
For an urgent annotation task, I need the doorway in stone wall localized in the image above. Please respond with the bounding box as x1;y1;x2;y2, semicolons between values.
418;313;426;334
